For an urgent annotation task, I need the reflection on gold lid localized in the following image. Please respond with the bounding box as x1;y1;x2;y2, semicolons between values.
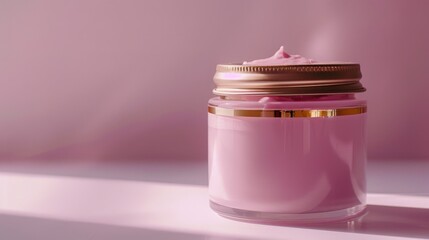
213;64;365;96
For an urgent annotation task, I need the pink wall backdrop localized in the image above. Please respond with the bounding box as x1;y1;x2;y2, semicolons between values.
0;0;428;161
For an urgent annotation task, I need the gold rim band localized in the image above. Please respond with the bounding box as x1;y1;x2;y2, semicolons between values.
213;63;365;96
208;105;366;118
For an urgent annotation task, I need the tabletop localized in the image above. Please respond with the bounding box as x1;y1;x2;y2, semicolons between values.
0;159;428;240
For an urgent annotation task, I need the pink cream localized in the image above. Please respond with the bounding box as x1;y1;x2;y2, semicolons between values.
209;96;366;214
243;46;316;65
208;48;367;224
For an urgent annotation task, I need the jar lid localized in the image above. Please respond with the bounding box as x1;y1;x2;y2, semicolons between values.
213;63;365;96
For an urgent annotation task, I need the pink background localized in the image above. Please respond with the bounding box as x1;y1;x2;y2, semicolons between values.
0;0;428;161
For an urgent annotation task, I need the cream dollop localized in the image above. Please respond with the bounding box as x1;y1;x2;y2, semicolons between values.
243;46;316;66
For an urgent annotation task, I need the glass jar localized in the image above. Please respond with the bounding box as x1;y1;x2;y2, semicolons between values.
208;64;367;224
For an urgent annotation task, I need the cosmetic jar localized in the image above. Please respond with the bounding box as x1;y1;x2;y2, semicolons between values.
208;64;367;224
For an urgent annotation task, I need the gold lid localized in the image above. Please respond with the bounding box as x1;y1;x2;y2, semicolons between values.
213;63;365;96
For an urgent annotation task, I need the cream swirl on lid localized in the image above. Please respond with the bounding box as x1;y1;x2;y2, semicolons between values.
243;46;316;66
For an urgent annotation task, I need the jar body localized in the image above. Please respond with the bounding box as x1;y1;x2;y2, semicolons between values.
208;95;367;224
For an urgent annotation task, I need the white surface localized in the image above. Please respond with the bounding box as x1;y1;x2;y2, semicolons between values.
0;159;428;240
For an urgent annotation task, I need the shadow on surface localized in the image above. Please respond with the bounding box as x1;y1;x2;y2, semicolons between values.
311;204;429;239
0;213;243;240
0;160;208;185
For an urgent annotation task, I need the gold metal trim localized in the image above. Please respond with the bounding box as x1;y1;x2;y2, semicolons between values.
216;63;361;74
213;63;365;96
208;105;366;118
